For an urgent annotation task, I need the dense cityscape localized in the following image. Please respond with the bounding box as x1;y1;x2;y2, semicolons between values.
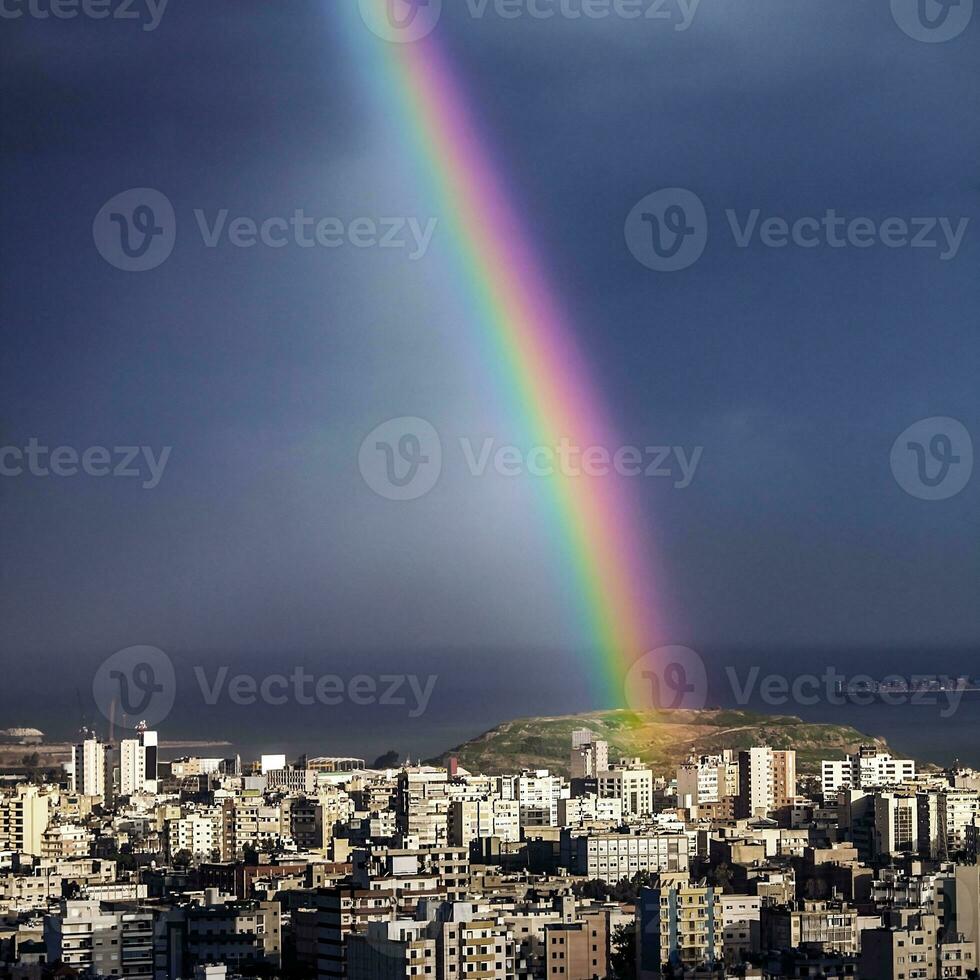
0;722;979;978
3;0;976;979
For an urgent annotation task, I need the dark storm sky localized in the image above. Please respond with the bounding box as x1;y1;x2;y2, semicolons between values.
0;0;977;753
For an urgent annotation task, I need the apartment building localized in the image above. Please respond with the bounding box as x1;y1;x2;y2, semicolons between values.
637;880;723;978
0;868;62;907
41;822;92;860
44;899;153;979
498;771;569;829
166;810;223;860
597;761;654;818
544;912;609;980
398;768;452;846
285;796;333;851
70;736;110;799
772;750;797;809
346;919;436;980
448;797;520;846
874;792;919;857
558;795;623;827
566;831;689;881
570;730;609;781
822;747;916;797
859;911;939;980
153;898;281;978
719;894;761;963
760;900;860;956
314;884;397;980
917;788;980;858
224;799;286;857
736;747;797;818
119;727;158;797
425;903;515;980
266;768;317;794
0;785;50;856
940;865;980;968
676;752;738;806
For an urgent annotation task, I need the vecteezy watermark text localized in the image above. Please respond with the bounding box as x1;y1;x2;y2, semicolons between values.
726;665;969;719
193;210;438;259
626;188;971;272
623;647;971;718
193;667;438;718
93;189;439;272
0;0;168;30
725;210;969;260
459;437;702;485
358;417;704;500
357;0;699;42
1;439;171;489
462;0;700;30
93;645;440;727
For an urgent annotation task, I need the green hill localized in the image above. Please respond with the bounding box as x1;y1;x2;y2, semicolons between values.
430;708;895;776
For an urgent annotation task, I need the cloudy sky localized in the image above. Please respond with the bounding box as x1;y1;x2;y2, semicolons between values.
0;0;977;758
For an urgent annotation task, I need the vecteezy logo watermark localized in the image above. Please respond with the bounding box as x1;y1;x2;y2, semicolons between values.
193;667;438;718
93;189;439;271
0;439;172;489
624;645;708;711
358;418;704;500
93;646;176;729
359;417;443;501
891;0;973;42
358;0;443;42
626;188;971;272
625;189;708;272
890;417;973;501
0;0;169;30
93;189;176;272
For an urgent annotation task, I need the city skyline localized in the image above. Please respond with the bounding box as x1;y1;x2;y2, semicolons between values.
2;2;978;752
1;2;978;975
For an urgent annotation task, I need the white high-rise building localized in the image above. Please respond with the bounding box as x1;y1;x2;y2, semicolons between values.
736;747;797;817
166;809;224;860
738;747;773;817
598;760;654;817
498;771;569;828
821;747;916;797
448;797;520;845
119;727;158;796
558;794;624;826
70;735;109;798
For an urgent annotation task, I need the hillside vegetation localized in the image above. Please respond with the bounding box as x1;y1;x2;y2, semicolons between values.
430;708;893;776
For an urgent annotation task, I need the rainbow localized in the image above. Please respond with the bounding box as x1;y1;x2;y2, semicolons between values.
344;2;665;706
